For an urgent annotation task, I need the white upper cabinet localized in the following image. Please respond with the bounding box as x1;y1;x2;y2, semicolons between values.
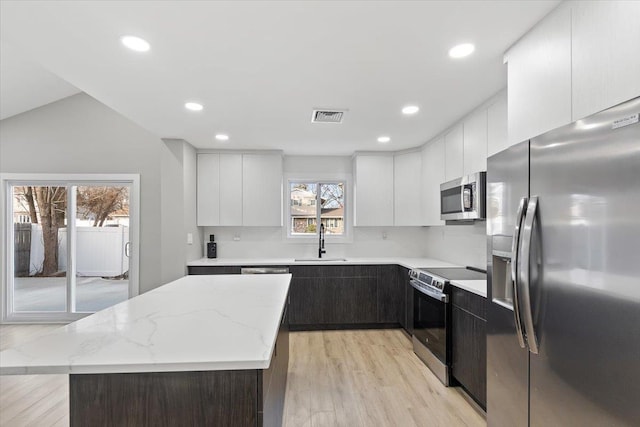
197;153;221;226
242;153;283;226
218;154;243;226
421;138;445;226
444;124;464;181
463;109;488;175
506;4;572;145
571;1;640;120
353;154;394;226
197;152;282;226
487;92;509;157
393;151;422;226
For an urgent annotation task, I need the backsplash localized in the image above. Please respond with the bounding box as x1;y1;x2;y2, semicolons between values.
422;222;487;270
202;226;429;259
201;223;487;270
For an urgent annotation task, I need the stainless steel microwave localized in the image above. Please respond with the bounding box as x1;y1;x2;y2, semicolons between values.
440;172;486;221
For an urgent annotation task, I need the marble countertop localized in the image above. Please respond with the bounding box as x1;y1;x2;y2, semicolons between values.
188;256;458;270
0;274;291;375
188;257;487;297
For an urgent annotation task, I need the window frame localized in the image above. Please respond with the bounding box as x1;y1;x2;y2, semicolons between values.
284;173;352;243
1;173;140;323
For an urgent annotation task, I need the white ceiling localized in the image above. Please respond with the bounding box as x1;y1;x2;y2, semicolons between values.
0;1;558;155
0;40;80;120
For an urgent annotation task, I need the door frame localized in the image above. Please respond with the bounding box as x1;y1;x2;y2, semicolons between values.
1;173;140;323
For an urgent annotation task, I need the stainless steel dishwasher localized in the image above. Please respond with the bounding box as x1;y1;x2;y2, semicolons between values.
240;267;290;274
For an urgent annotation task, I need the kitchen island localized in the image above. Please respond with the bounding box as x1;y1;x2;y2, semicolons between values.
0;274;291;426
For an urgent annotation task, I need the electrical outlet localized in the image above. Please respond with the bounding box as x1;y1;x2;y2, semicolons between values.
382;231;388;240
233;235;241;241
187;233;193;245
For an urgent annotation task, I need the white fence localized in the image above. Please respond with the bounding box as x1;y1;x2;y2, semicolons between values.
28;224;129;277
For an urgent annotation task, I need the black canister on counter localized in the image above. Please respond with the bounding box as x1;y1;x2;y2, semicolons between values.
207;234;217;258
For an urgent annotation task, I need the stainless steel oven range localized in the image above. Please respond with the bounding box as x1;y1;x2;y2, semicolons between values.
409;267;486;386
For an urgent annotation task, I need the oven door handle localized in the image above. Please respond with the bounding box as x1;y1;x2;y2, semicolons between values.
410;280;449;303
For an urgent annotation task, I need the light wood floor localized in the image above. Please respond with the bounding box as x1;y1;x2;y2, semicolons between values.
283;329;484;427
0;326;485;427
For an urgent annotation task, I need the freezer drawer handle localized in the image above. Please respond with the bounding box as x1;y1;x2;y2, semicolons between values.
511;197;527;349
519;196;540;354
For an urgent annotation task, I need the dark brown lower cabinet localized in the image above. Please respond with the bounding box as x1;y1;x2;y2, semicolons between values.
398;266;413;335
378;265;402;323
187;265;241;275
451;288;487;410
289;265;377;328
288;265;403;329
70;308;289;427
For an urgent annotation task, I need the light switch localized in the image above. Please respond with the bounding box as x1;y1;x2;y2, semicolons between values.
187;233;193;245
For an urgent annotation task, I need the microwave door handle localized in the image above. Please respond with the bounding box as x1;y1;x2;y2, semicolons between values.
518;196;540;354
511;197;528;349
460;186;466;212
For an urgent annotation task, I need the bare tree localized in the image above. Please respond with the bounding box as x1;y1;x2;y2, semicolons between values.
320;183;344;208
76;187;128;227
32;187;66;276
14;185;128;277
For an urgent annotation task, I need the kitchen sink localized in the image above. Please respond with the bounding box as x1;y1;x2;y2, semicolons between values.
294;258;347;262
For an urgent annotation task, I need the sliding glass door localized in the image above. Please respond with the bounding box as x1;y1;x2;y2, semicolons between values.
3;175;139;322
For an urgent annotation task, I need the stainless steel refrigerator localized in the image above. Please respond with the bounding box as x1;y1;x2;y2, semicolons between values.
486;97;640;426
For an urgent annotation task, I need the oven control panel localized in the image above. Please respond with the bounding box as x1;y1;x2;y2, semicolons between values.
409;269;446;291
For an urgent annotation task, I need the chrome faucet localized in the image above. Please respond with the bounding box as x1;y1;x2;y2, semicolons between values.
318;223;326;258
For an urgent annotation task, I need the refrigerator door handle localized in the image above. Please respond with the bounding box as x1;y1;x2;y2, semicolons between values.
519;196;540;354
511;197;528;349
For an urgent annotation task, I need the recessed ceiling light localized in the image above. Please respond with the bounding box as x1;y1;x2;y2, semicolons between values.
449;43;475;58
185;102;204;111
215;134;230;141
120;35;150;52
402;105;420;115
377;136;391;143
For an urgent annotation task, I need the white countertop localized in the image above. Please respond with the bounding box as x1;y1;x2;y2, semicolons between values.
188;257;488;297
0;274;291;375
188;256;458;270
451;280;487;298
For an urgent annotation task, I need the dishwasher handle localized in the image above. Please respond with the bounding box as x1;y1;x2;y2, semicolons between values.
240;267;290;274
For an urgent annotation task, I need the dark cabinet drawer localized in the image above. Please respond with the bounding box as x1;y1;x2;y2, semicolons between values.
452;306;487;409
378;265;402;323
289;276;377;325
289;265;377;278
188;266;241;275
451;287;486;320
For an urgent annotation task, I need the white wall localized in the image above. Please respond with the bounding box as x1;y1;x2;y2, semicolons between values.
422;223;487;270
284;155;352;175
202;226;427;259
182;142;202;262
0;93;185;293
161;139;187;283
161;138;203;283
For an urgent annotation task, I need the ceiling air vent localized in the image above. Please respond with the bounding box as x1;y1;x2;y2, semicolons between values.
311;109;346;124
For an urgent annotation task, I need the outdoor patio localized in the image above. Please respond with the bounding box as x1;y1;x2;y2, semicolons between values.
13;276;129;313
